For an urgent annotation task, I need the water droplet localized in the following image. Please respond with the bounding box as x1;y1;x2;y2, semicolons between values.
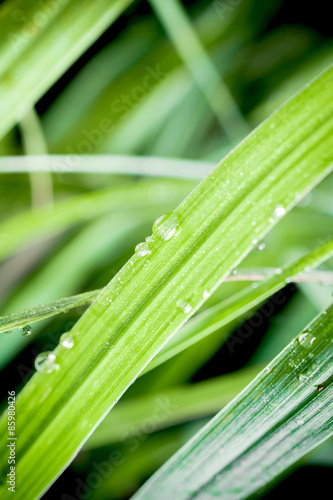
145;235;154;243
285;277;292;283
275;268;282;275
299;374;308;383
257;242;265;251
152;213;179;241
203;289;210;299
252;282;258;288
177;299;192;313
232;269;237;275
296;418;304;425
20;325;32;336
35;352;59;373
60;333;74;349
252;238;258;245
264;366;271;374
2;329;14;335
135;242;150;257
273;204;286;219
298;332;316;347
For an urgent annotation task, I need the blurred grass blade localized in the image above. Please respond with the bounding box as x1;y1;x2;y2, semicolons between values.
133;305;333;500
0;155;214;179
0;0;134;139
19;109;54;208
86;365;263;449
149;0;250;142
0;67;332;499
0;179;193;262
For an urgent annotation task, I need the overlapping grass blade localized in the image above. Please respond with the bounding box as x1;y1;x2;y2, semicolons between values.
148;238;333;371
0;67;332;499
133;304;333;500
1;239;332;362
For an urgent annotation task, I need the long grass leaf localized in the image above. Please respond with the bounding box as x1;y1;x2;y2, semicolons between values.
0;68;332;499
133;304;333;500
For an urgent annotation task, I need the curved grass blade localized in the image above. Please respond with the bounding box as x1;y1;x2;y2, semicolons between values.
133;304;333;500
0;67;332;499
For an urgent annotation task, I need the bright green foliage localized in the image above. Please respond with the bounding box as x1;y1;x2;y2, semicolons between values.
0;66;332;499
133;305;333;500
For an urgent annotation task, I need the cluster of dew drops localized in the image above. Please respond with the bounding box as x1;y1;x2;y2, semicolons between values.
2;324;72;374
134;213;210;314
34;332;75;374
33;213;188;375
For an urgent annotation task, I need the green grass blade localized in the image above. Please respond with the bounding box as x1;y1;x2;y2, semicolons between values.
19;109;54;208
0;155;214;179
149;0;250;142
0;179;193;262
0;290;99;334
133;304;333;500
0;67;332;499
2;262;331;336
0;0;134;140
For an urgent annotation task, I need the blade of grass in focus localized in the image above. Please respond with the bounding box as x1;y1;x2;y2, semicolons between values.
133;304;333;500
0;67;332;499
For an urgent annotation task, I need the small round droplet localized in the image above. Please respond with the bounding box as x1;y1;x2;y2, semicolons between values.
35;352;59;373
296;418;304;426
20;325;32;336
299;374;308;383
273;204;286;219
60;333;74;349
298;332;316;347
257;242;265;251
177;299;192;313
275;268;282;275
203;289;210;299
264;366;271;374
152;213;179;241
135;242;150;257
